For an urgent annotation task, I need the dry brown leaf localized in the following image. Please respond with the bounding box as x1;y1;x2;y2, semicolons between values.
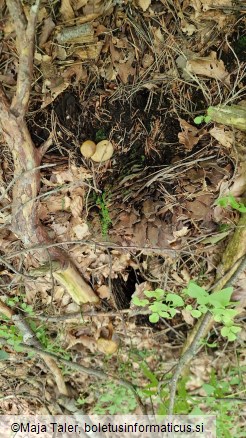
181;22;197;36
60;0;74;20
230;171;246;198
100;63;117;81
73;0;88;10
209;126;234;148
55;46;67;61
41;79;70;109
181;309;195;326
119;60;135;82
39;17;55;47
70;219;90;239
70;194;83;217
83;0;113;16
186;52;230;85
62;64;88;83
44;194;71;213
173;226;189;238
97;285;111;299
37;7;48;23
200;0;232;10
142;53;154;68
109;39;136;83
73;42;103;60
53;165;92;184
178;119;200;151
185;194;214;220
67;334;97;352
137;0;151;12
0;73;16;85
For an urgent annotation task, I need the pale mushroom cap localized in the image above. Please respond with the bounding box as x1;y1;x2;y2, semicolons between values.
80;140;96;158
91;140;114;162
97;338;119;354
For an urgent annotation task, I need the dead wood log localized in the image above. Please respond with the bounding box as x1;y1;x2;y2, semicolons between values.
0;0;98;304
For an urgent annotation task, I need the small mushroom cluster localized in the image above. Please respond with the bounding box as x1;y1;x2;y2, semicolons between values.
80;139;114;162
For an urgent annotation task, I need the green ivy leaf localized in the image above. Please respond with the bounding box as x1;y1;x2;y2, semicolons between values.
216;195;246;213
197;304;208;313
186;304;193;311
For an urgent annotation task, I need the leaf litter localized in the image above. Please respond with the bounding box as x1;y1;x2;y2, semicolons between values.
0;0;245;419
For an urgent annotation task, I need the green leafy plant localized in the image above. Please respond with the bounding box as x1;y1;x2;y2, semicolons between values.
184;282;240;341
78;381;137;414
159;368;245;436
215;194;246;213
194;114;211;124
0;322;24;353
132;288;184;323
96;191;112;237
0;296;71;360
133;282;241;341
195;368;245;438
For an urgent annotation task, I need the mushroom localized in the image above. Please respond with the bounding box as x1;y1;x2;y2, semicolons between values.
80;139;114;162
91;140;114;162
80;140;96;158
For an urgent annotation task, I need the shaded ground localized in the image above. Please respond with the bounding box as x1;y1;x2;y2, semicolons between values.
0;0;246;435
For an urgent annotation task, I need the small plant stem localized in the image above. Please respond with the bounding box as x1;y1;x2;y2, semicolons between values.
0;338;148;415
0;300;68;395
168;311;212;414
168;254;246;415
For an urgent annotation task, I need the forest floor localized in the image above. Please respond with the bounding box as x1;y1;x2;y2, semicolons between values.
0;1;246;436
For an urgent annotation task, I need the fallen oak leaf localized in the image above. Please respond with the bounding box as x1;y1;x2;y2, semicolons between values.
186;51;230;85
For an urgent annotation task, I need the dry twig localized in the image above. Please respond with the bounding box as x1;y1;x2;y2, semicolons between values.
0;299;68;396
0;337;147;415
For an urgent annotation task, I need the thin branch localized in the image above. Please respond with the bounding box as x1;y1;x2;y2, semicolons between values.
0;254;40;279
5;239;178;260
0;338;148;415
0;301;68;396
168;254;246;414
168;311;213;414
23;308;153;322
38;135;54;159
